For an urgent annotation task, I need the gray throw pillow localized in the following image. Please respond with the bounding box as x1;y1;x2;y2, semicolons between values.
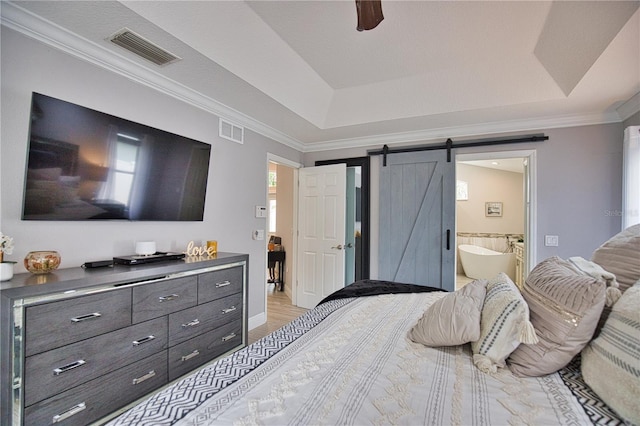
508;257;606;377
408;279;487;347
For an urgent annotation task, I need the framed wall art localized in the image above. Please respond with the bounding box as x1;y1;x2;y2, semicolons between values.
485;202;502;217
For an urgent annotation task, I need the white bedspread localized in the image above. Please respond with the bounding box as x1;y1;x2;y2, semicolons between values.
177;292;592;425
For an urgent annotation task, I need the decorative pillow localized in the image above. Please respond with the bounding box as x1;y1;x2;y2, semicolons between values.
581;280;640;424
58;176;81;204
591;224;640;293
471;273;537;374
591;224;640;334
27;167;62;181
28;180;63;206
408;279;487;347
508;256;606;377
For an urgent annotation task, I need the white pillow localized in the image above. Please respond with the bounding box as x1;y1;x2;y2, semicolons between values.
471;273;537;374
581;280;640;424
408;279;486;347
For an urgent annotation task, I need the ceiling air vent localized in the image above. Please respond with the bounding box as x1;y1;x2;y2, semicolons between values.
109;28;181;66
219;118;244;144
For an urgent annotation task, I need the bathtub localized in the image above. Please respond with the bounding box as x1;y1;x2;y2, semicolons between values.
458;244;516;281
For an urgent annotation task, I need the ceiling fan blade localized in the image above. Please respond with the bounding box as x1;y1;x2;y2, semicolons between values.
356;0;384;31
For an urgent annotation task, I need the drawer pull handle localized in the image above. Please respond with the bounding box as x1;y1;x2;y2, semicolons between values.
222;306;237;314
70;312;102;322
181;350;200;362
132;370;156;385
182;319;200;328
132;335;156;346
53;359;86;376
158;294;179;302
215;280;232;288
222;333;237;342
52;402;86;423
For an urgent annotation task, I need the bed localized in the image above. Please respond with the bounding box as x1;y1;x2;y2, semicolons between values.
108;226;640;426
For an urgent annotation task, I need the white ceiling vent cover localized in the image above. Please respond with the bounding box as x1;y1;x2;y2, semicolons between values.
219;118;244;144
109;28;181;66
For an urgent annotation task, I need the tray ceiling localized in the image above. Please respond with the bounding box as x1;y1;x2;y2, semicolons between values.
2;1;639;151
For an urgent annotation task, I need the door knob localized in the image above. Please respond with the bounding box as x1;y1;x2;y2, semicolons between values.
331;245;343;250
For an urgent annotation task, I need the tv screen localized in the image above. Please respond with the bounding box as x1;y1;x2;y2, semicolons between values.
22;93;211;221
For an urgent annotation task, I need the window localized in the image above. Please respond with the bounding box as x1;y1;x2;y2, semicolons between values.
623;126;640;229
111;138;139;205
111;137;139;205
269;198;277;233
268;170;277;189
268;169;277;232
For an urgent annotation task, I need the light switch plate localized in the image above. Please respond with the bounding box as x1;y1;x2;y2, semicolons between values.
253;229;265;240
545;235;559;247
255;205;267;218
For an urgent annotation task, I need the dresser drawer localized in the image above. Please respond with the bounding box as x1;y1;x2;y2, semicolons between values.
168;319;243;381
24;350;167;426
25;289;132;357
25;317;168;406
198;266;243;304
168;293;243;347
132;276;197;323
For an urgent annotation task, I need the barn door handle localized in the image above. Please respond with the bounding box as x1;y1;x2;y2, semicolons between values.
446;229;451;250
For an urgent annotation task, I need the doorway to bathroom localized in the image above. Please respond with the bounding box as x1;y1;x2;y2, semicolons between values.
455;150;537;290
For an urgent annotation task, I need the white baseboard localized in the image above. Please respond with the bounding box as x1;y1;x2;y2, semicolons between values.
248;312;266;331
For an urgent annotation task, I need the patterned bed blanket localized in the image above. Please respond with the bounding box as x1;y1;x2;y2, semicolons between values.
108;292;621;425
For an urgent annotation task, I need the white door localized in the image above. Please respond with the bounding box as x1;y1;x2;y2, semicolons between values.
297;164;347;309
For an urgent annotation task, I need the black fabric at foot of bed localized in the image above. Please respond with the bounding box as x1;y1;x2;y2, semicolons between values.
317;279;444;307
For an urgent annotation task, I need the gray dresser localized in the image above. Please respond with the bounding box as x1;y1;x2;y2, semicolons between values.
0;252;248;425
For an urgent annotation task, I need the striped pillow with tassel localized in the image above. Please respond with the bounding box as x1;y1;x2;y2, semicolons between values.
471;272;537;374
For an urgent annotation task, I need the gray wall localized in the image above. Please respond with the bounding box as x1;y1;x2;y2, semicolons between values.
456;164;524;234
305;123;625;270
0;27;303;322
1;25;630;322
624;110;640;127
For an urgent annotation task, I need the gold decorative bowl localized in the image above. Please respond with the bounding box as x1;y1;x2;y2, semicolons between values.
24;251;61;274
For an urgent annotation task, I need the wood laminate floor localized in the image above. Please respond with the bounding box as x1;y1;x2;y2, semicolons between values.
456;274;475;290
248;284;308;344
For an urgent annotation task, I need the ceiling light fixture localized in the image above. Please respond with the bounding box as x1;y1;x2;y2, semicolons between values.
356;0;384;31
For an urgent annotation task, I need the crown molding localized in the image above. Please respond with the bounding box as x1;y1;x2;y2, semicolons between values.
302;111;623;152
2;2;630;155
616;91;640;121
0;2;306;152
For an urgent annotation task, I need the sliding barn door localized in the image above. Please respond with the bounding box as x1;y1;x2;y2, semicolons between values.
378;150;455;291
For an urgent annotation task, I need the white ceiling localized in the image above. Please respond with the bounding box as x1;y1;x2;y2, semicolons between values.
460;158;525;174
2;1;639;152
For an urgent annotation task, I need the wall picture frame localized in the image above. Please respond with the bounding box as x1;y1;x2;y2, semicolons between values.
485;202;502;217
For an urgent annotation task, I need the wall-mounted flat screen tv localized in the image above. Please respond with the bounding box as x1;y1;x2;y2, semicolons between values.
22;93;211;221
